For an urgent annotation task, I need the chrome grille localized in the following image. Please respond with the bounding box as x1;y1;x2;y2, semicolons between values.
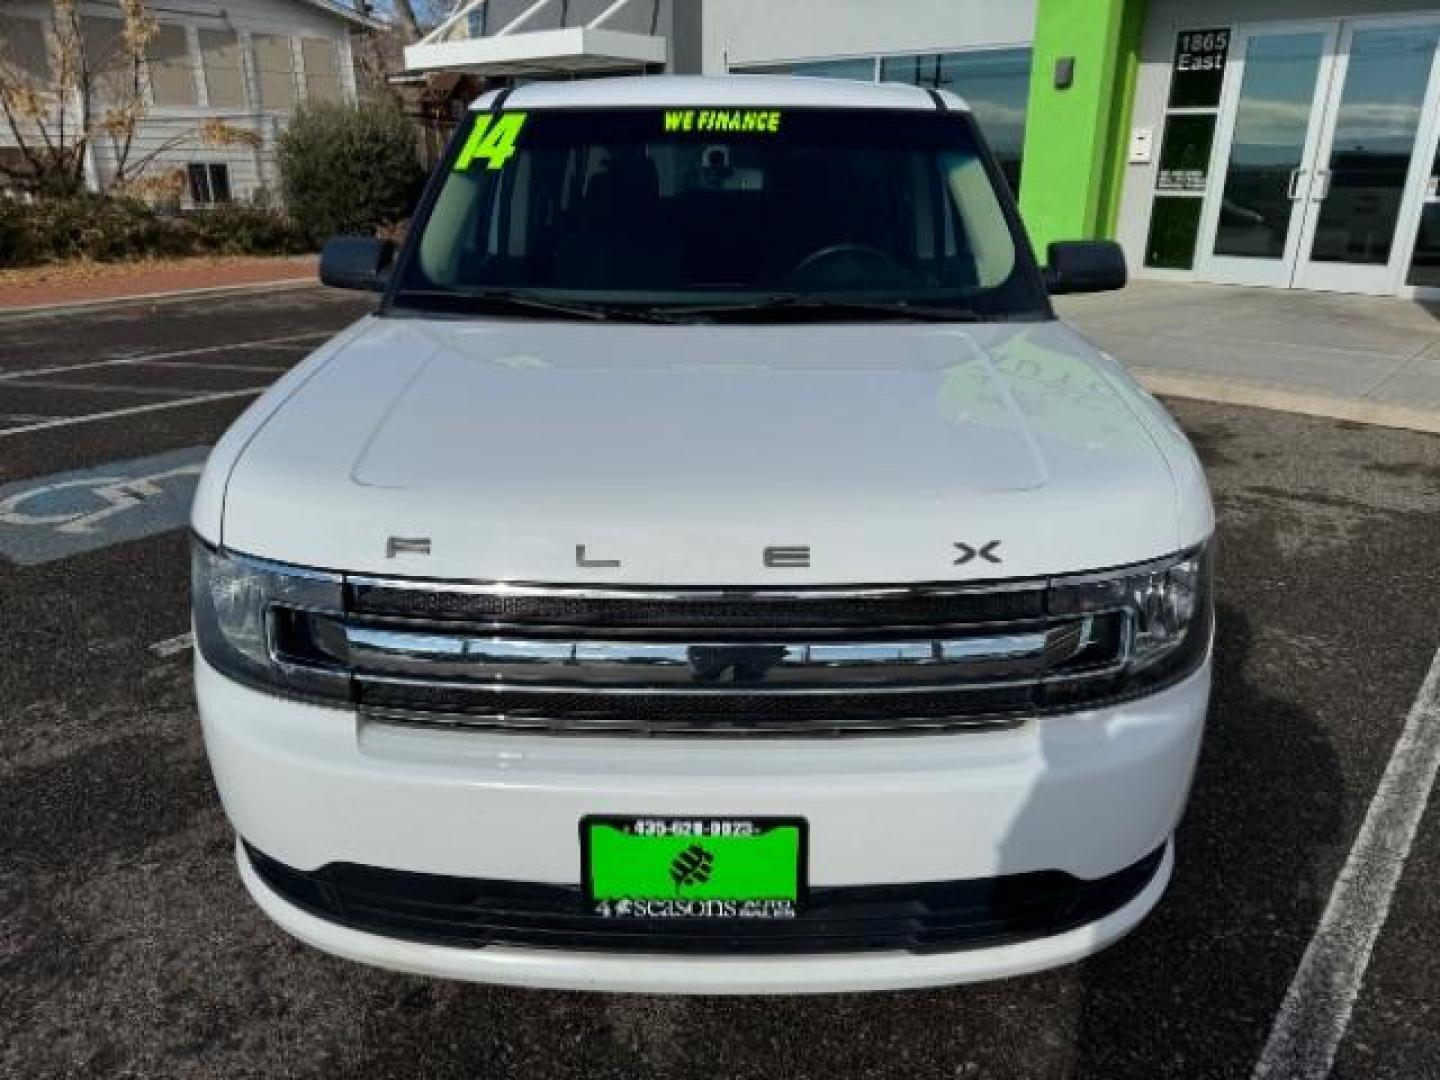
272;577;1131;736
346;578;1047;634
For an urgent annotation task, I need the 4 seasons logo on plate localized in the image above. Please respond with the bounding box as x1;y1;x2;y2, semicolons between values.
593;899;799;919
671;843;716;887
585;817;804;919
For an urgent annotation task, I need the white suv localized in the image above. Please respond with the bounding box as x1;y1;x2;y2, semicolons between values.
192;76;1213;994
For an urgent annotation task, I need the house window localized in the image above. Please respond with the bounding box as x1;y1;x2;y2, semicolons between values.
188;162;232;205
80;17;132;100
0;16;52;86
200;28;246;109
253;33;299;109
300;38;343;103
147;23;197;106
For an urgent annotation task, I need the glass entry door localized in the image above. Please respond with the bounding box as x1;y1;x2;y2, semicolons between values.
1198;17;1440;293
1294;20;1440;292
1407;131;1440;288
1198;26;1336;287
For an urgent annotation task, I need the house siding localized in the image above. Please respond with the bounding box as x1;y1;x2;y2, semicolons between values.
0;0;366;204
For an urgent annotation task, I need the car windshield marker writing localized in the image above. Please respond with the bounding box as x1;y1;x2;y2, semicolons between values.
191;76;1214;995
454;112;527;171
663;109;782;133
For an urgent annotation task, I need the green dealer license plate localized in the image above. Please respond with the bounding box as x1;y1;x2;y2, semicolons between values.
582;816;806;919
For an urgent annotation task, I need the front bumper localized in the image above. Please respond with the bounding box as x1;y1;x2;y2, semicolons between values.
238;836;1174;994
198;649;1209;990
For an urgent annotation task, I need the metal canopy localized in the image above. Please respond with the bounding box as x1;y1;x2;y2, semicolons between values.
402;0;666;76
404;27;664;75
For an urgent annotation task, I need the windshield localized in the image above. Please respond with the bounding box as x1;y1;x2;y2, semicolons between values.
393;105;1047;321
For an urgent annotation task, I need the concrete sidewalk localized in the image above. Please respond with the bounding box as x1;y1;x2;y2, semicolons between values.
1059;281;1440;434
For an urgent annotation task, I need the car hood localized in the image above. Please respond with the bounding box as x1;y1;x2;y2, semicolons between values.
216;316;1204;583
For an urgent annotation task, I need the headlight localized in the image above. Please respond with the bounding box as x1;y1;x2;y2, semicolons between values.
1045;543;1213;705
191;539;349;700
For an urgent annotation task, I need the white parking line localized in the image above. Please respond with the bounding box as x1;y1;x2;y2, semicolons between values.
1252;643;1440;1080
0;332;326;383
138;360;290;374
149;631;194;658
6;379;215;397
0;387;266;439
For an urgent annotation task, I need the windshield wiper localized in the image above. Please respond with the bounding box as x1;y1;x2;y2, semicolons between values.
661;295;991;323
394;288;690;324
393;289;995;324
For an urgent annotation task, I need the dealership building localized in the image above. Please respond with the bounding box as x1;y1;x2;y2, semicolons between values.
407;0;1440;298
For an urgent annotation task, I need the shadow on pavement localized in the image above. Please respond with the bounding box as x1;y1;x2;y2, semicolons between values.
1068;603;1343;1076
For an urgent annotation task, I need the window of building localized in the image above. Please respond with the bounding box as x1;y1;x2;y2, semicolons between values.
200;28;246;109
881;49;1033;193
1407;135;1440;287
253;33;299;109
188;162;232;205
729;49;1034;194
80;17;133;101
301;38;344;103
730;57;877;81
1143;28;1231;270
0;16;52;87
146;23;197;107
0;147;36;193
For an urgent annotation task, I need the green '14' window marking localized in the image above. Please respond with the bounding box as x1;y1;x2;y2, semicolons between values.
454;112;528;172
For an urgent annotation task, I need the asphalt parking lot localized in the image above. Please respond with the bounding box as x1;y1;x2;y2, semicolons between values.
2;289;1439;1079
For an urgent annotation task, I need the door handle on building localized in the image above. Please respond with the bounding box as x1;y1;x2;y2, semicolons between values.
1287;168;1307;200
1311;169;1331;201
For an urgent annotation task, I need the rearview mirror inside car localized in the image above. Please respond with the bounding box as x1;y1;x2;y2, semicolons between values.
1043;240;1127;295
319;236;396;293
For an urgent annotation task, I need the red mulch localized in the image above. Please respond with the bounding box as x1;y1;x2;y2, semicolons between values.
0;255;319;310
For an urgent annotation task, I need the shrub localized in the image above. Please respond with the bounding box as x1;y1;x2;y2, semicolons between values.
0;195;311;267
190;204;310;256
278;99;424;243
4;195;178;263
0;199;33;264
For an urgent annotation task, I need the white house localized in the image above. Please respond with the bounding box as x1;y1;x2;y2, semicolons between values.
0;0;382;204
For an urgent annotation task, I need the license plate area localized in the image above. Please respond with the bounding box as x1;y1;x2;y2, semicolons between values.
581;816;807;919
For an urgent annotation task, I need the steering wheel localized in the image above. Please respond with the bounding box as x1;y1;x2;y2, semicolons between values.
785;243;917;289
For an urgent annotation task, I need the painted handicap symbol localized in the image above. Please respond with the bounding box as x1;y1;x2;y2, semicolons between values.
0;465;204;535
0;446;209;565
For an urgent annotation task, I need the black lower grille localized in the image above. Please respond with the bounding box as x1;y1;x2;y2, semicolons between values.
245;842;1165;955
356;679;1040;734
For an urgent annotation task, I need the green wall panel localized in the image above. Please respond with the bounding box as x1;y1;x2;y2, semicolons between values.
1018;0;1146;257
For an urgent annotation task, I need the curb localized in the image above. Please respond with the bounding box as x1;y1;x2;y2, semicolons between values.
1135;368;1440;437
0;276;321;321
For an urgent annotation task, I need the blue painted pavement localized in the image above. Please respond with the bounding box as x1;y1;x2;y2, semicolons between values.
0;446;209;565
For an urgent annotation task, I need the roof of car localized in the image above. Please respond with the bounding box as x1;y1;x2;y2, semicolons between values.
471;75;969;113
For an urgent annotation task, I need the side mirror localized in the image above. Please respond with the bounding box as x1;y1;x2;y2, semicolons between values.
1043;240;1127;295
319;235;395;292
